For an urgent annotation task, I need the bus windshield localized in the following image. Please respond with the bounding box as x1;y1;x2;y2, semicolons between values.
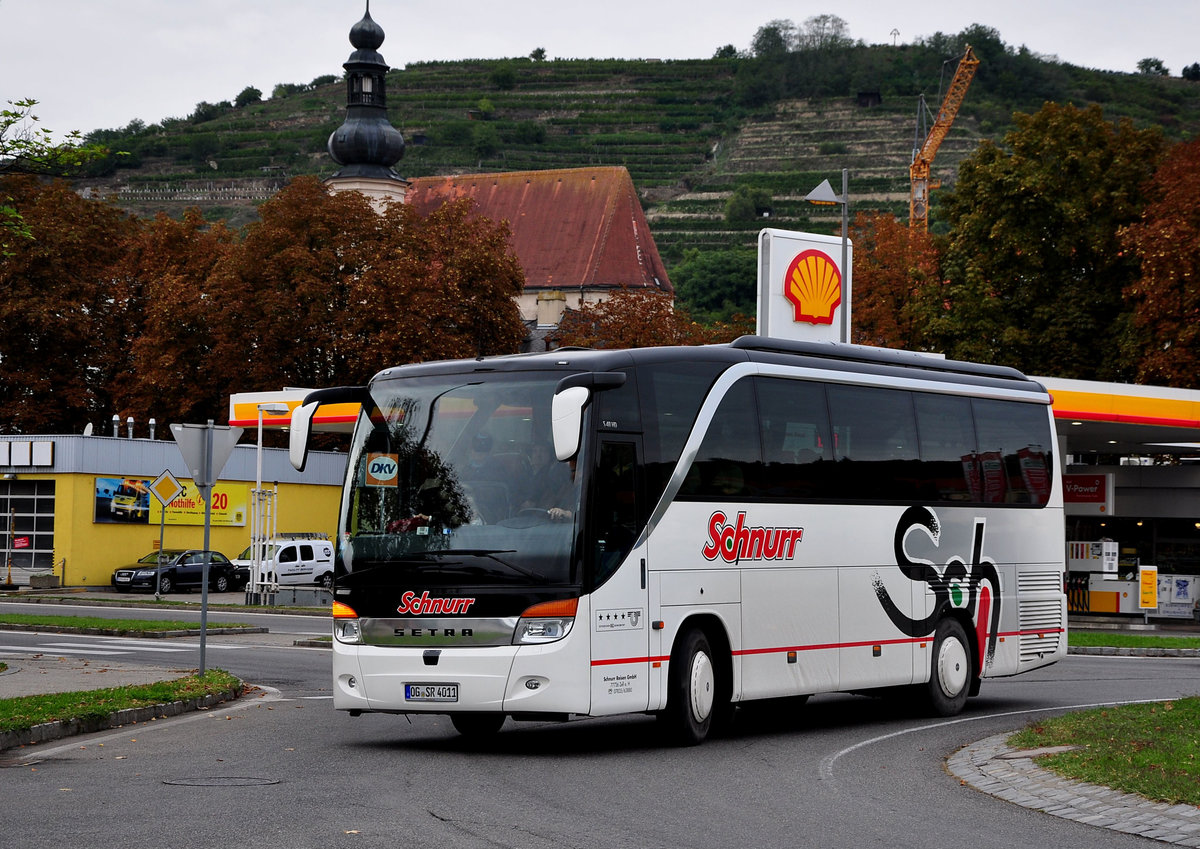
339;372;582;588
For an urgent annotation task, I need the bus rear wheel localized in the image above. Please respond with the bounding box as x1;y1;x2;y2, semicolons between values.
450;712;505;738
663;628;720;745
925;618;971;716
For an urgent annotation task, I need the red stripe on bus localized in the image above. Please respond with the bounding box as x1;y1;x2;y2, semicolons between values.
588;627;1066;667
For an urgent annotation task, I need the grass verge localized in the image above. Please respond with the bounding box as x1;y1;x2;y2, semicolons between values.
0;669;242;734
1068;631;1200;649
1009;698;1200;806
0;613;254;632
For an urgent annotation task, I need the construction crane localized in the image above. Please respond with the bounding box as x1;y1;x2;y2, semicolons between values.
909;45;979;230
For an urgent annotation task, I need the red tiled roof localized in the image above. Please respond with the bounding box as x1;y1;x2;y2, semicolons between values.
405;166;672;294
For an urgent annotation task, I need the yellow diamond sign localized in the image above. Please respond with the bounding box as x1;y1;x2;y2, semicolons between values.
149;470;184;507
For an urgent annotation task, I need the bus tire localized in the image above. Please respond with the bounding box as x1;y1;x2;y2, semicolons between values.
663;628;719;746
926;618;971;716
450;712;505;738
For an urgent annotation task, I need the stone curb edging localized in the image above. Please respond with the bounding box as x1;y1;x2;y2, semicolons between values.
949;732;1200;846
1069;646;1200;658
0;684;245;753
0;624;268;638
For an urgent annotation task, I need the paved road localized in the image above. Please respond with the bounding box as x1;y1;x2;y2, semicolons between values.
2;618;1197;849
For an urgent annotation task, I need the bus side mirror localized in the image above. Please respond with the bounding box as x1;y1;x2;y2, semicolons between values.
289;400;319;472
551;386;590;461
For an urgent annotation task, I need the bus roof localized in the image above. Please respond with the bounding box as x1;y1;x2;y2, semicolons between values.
371;337;1046;398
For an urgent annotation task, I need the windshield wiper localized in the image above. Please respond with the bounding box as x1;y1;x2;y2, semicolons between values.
420;549;547;581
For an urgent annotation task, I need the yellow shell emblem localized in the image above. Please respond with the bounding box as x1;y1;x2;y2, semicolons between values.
784;249;842;325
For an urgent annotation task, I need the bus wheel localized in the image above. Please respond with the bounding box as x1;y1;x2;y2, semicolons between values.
450;712;505;738
664;628;718;745
926;618;971;716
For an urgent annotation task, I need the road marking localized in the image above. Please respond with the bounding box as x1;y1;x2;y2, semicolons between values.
818;697;1166;782
46;641;191;654
0;644;127;656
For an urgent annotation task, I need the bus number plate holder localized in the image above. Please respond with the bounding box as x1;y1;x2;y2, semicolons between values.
404;683;459;702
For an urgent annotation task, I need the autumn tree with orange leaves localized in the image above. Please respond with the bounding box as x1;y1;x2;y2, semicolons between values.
0;175;526;434
553;288;753;350
847;211;941;351
0;176;135;433
1122;135;1200;387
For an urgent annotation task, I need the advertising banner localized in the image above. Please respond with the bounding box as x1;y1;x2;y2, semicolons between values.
1063;473;1114;516
1139;565;1158;609
94;477;247;526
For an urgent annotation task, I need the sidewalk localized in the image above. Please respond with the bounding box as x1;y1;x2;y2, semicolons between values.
0;655;192;698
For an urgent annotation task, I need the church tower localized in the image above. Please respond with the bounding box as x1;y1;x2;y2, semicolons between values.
325;2;408;206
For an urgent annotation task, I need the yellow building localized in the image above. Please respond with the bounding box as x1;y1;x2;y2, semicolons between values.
0;433;344;588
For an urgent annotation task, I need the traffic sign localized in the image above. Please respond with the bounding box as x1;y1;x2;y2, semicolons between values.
149;470;184;506
170;422;244;490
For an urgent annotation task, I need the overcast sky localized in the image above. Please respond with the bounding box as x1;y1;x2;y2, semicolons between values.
3;0;1198;142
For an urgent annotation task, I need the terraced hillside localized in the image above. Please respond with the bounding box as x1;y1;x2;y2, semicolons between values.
645;97;983;261
74;51;1200;266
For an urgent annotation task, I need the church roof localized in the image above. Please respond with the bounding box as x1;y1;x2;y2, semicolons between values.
405;167;673;294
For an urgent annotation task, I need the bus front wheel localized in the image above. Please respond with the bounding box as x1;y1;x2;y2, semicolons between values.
926;618;971;716
663;628;719;745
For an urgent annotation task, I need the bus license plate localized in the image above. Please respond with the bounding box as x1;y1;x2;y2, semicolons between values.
404;683;458;702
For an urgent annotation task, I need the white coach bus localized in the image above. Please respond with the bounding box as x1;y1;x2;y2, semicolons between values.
290;336;1066;744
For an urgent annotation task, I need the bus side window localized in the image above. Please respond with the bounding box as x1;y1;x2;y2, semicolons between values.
828;385;920;500
757;377;832;499
973;399;1054;505
690;379;760;497
913;392;975;501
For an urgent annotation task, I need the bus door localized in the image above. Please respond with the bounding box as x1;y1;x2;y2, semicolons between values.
587;439;650;715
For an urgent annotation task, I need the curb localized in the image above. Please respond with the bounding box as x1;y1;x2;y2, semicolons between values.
0;683;245;752
1068;646;1200;658
949;732;1200;845
0;624;268;638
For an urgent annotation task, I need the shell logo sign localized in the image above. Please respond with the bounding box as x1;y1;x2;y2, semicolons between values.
757;228;852;343
784;249;841;325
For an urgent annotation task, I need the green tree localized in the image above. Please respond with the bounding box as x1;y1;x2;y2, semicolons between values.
713;44;739;59
929;103;1165;379
1137;57;1169;76
1122;136;1200;386
235;86;262;107
1183;62;1200;81
472;123;502;160
797;14;852;51
750;19;796;56
724;185;772;223
671;248;757;321
529;47;547;62
490;63;517;90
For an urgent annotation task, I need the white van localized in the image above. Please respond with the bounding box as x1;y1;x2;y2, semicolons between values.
233;535;335;589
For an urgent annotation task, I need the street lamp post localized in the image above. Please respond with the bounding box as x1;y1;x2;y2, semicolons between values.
250;403;288;602
804;168;850;343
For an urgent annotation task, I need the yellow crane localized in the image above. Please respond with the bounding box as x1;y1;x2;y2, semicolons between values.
909;45;979;230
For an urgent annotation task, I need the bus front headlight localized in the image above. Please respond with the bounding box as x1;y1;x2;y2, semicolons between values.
513;598;578;645
333;600;362;644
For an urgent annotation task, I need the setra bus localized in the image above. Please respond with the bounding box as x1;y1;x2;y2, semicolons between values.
289;336;1066;744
